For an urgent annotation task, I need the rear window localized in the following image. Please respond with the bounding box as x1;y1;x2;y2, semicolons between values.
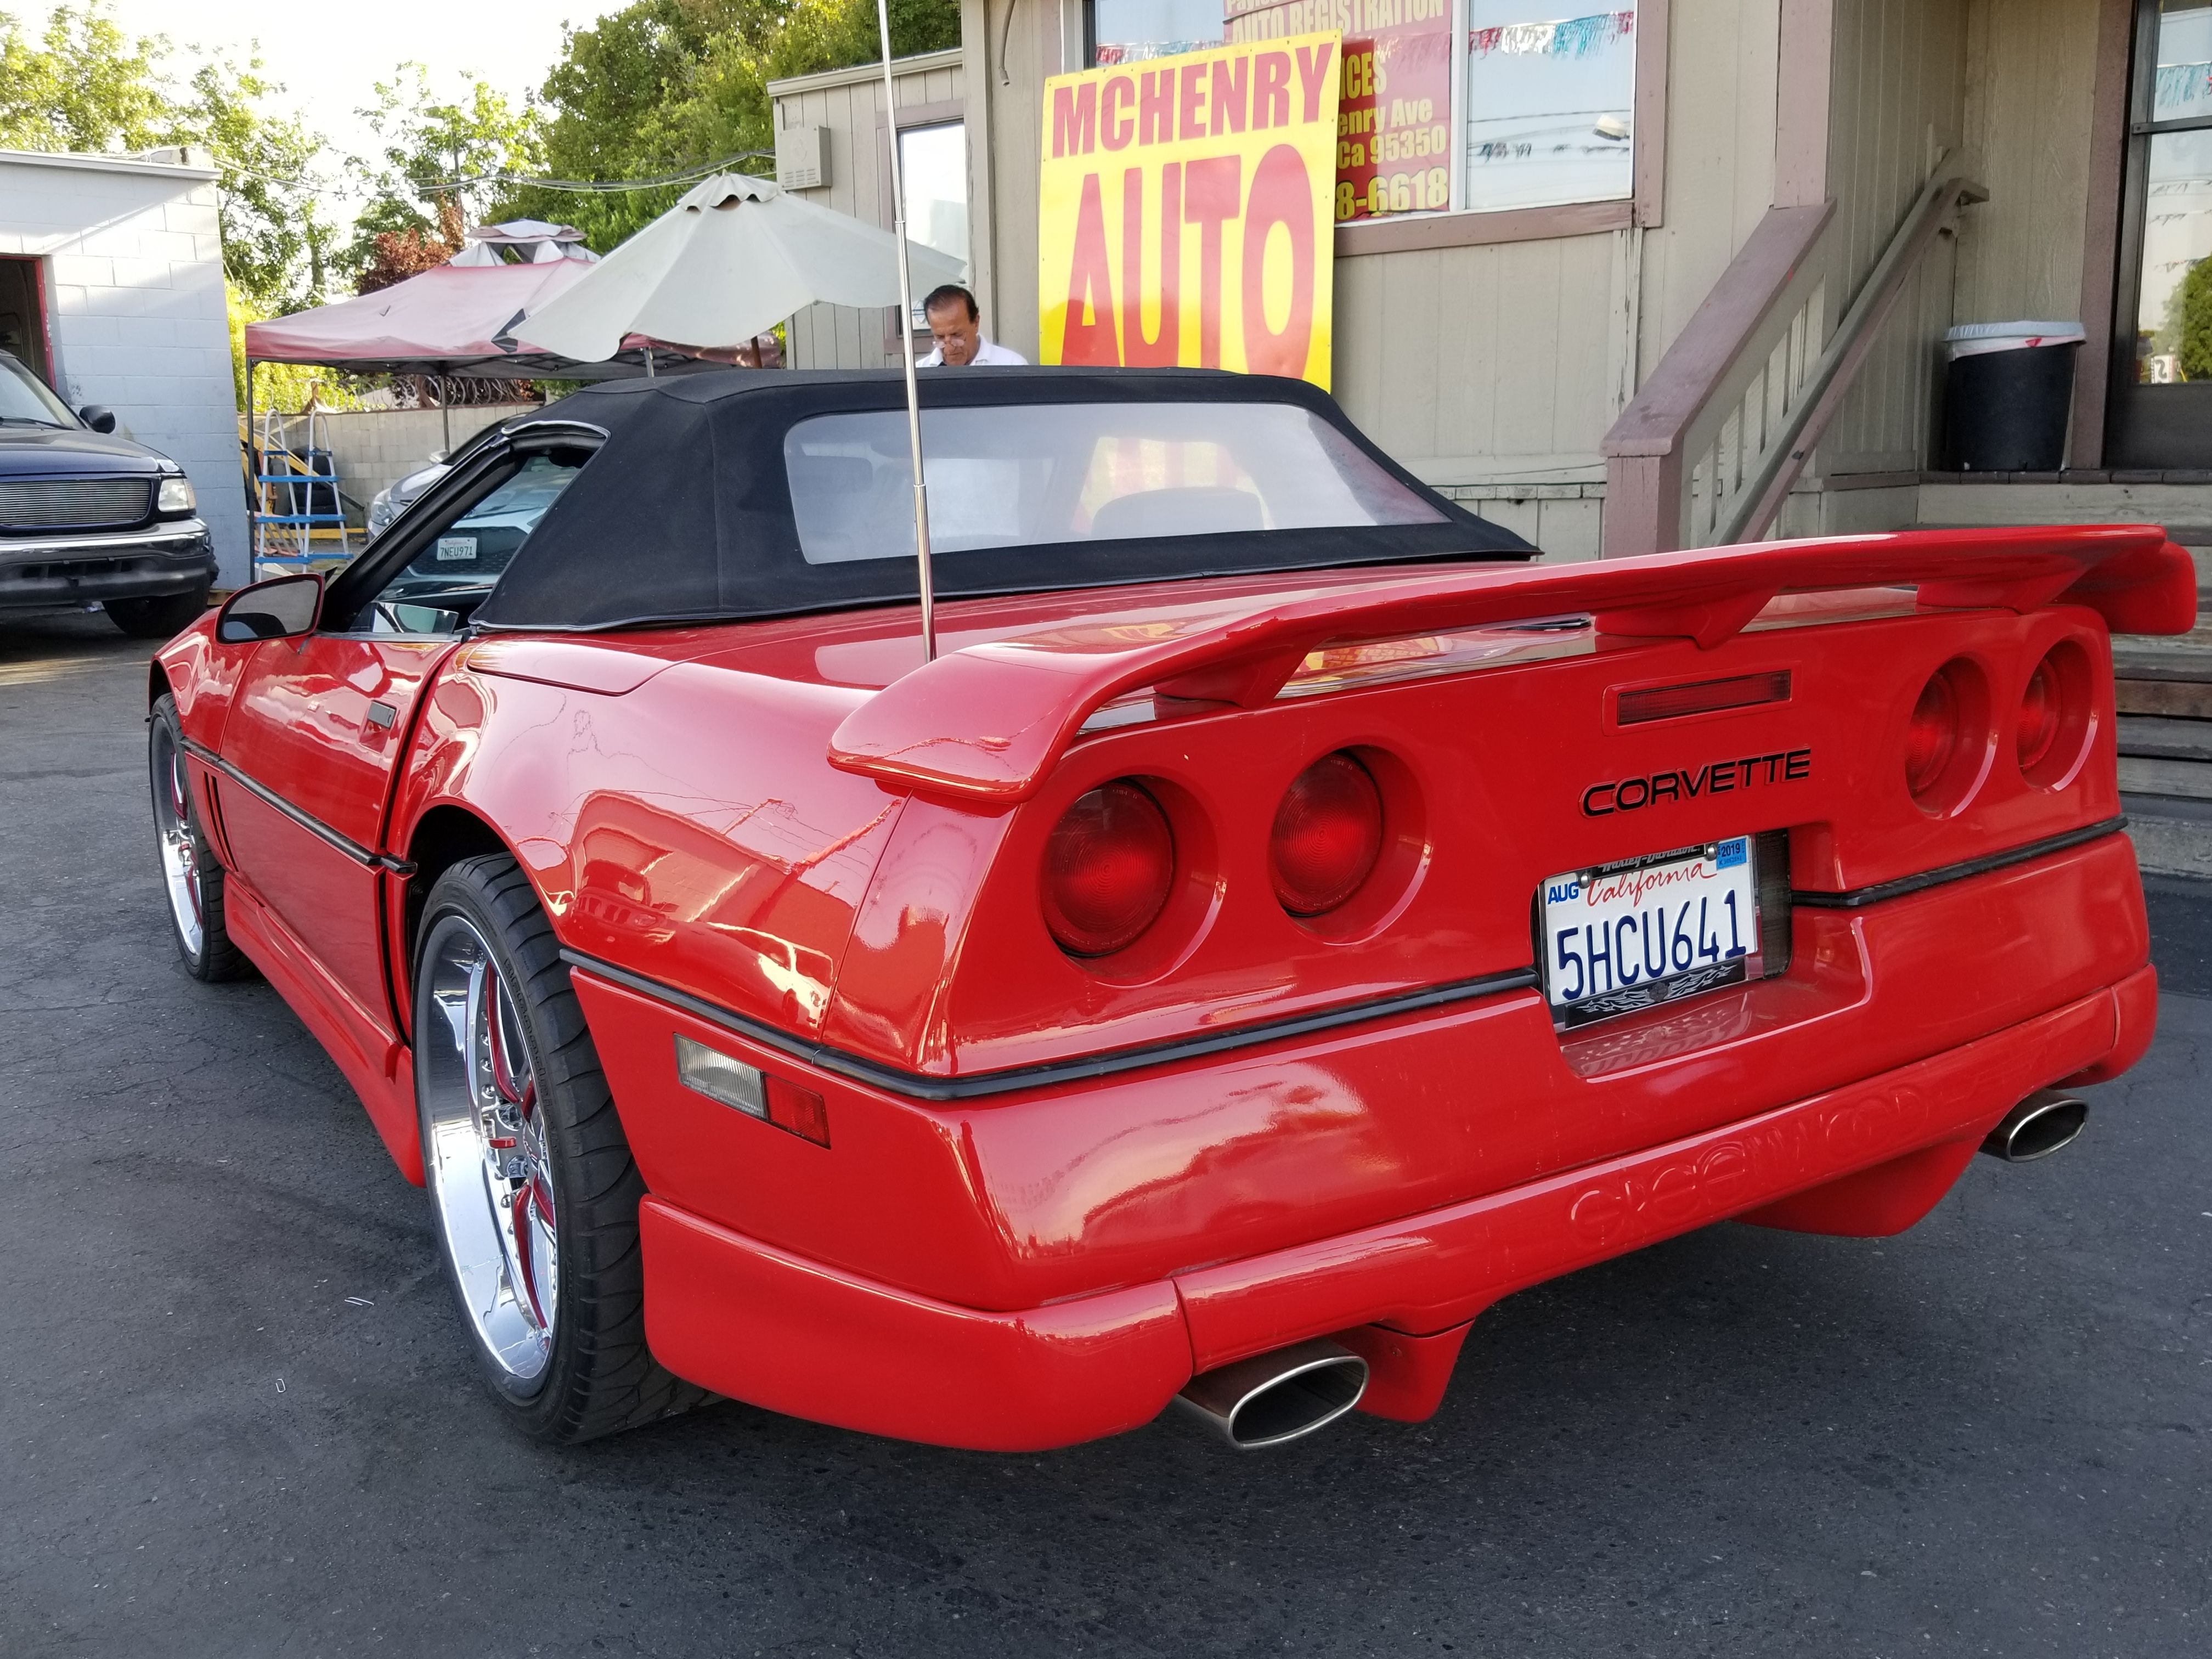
784;401;1447;565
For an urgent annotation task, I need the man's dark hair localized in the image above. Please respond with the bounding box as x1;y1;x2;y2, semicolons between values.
923;284;979;321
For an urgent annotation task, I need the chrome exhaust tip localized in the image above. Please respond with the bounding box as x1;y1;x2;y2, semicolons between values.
1173;1339;1369;1449
1980;1090;2089;1163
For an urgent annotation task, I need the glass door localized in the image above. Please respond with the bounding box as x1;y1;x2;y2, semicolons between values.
2112;0;2212;465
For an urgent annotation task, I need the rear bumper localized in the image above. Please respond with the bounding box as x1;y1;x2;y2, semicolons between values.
639;965;2154;1451
0;522;214;609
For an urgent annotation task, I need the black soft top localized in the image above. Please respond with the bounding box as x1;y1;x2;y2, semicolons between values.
471;366;1536;633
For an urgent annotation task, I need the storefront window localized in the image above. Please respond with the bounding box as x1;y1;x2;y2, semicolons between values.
2135;4;2212;383
1092;0;1227;65
1463;3;1636;212
1215;0;1637;222
898;121;969;321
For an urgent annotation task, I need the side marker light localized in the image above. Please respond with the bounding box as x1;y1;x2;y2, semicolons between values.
674;1035;830;1147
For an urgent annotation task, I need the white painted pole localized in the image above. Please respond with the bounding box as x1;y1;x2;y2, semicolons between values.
874;0;936;662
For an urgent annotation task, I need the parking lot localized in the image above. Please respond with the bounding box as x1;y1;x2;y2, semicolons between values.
3;607;2207;1659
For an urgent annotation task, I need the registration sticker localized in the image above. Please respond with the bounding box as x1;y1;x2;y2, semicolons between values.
434;535;477;562
1540;837;1760;1028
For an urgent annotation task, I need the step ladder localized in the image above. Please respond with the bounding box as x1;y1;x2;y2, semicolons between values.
249;405;351;580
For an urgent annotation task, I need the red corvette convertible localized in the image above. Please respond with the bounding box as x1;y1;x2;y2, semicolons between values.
149;369;2192;1450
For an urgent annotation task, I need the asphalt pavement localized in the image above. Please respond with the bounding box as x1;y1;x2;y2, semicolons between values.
2;607;2207;1659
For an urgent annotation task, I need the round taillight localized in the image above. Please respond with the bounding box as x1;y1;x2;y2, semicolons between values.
1269;751;1384;916
2017;658;2062;772
1042;780;1175;956
1905;669;1961;799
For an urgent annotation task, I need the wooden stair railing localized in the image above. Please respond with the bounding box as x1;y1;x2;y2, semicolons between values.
1602;169;1985;558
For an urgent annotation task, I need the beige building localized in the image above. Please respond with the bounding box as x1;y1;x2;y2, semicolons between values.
770;2;2212;866
771;2;2193;551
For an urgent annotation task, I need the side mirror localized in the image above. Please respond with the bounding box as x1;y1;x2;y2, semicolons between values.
215;573;323;644
77;405;117;433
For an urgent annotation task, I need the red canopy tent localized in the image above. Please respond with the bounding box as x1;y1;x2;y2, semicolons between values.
244;259;611;381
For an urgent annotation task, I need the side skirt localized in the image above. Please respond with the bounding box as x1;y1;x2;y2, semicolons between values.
225;878;422;1185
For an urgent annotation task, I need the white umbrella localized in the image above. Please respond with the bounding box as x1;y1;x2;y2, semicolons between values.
515;173;968;361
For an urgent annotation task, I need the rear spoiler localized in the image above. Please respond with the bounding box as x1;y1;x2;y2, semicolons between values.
828;526;2195;805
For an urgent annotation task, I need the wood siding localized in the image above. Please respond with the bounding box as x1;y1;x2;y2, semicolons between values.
1955;0;2103;326
1818;0;1968;476
770;52;967;370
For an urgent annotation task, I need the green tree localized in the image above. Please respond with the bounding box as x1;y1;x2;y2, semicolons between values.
0;0;165;150
2172;256;2212;383
0;3;338;314
345;64;543;282
507;0;958;255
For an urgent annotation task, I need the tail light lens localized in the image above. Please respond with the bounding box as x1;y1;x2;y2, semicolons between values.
1269;751;1384;916
1905;669;1962;799
2017;657;2062;772
1042;780;1175;955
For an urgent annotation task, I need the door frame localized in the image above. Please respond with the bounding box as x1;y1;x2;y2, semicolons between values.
2102;0;2212;467
0;255;57;387
2076;0;2137;467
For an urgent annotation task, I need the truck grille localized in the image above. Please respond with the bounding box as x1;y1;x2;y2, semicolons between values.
0;477;153;530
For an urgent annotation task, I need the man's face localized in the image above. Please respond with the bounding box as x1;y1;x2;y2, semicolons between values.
927;301;981;365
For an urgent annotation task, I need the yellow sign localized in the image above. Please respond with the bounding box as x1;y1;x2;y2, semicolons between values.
1038;33;1341;388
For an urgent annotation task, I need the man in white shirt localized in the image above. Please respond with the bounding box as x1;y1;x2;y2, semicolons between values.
918;285;1028;366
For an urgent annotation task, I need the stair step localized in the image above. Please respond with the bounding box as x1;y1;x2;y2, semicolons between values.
2124;803;2212;878
2118;755;2212;799
2115;678;2212;716
2117;715;2212;760
2111;630;2212;680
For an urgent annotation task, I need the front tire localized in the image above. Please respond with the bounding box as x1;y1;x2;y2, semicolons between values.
149;694;249;981
107;588;211;640
413;854;707;1442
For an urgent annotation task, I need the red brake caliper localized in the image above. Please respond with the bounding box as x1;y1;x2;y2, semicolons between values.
510;1177;555;1331
486;978;549;1328
170;756;202;921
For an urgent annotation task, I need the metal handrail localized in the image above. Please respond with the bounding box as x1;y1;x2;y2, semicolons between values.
1601;167;1984;556
1712;170;1985;545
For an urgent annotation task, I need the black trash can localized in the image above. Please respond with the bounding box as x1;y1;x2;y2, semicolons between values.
1942;321;2084;471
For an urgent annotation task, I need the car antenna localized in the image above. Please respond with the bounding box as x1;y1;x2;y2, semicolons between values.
874;0;938;664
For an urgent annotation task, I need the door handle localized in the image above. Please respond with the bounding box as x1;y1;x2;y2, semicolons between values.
365;701;397;730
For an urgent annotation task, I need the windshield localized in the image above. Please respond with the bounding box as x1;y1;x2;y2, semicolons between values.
783;402;1446;565
367;453;583;629
0;353;76;427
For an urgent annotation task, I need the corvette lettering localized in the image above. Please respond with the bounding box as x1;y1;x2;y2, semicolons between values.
1582;748;1812;817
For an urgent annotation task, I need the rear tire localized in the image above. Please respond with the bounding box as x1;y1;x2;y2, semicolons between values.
149;694;250;982
413;854;709;1443
106;588;211;640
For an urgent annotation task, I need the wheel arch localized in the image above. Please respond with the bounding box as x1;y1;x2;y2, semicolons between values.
400;809;537;1013
148;659;173;709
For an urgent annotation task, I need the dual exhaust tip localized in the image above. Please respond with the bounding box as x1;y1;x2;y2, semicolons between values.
1176;1091;2088;1451
1979;1090;2089;1163
1173;1338;1369;1449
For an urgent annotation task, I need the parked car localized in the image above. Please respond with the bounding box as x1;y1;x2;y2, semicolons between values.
365;457;449;539
0;348;215;636
146;368;2191;1451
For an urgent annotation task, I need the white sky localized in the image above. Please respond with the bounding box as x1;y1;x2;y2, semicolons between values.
75;1;634;207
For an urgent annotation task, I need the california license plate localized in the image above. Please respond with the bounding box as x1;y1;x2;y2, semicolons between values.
1540;836;1761;1028
435;535;477;562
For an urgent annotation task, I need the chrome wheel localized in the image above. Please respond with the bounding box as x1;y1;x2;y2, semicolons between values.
420;915;560;1390
149;719;205;958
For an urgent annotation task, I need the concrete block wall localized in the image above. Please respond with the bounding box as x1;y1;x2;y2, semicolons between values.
0;150;248;585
